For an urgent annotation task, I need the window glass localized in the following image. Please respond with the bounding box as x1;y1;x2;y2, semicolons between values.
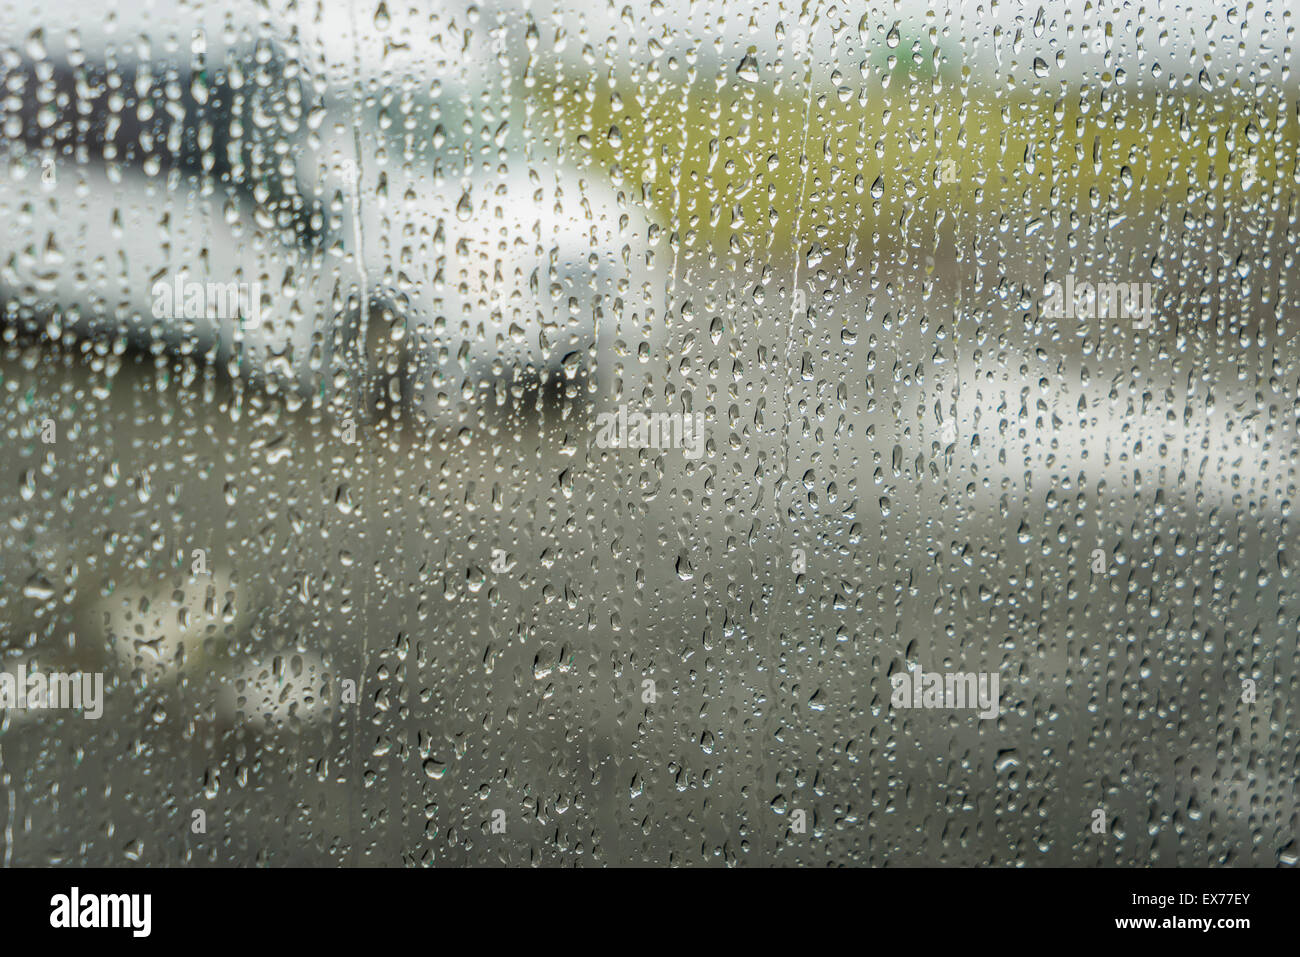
0;0;1294;866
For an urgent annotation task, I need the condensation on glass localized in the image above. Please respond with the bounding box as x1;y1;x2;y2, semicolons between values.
0;0;1295;866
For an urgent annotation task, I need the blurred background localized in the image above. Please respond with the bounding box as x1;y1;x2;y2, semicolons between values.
0;0;1296;866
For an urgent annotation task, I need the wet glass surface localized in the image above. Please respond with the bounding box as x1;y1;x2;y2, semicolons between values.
0;0;1296;866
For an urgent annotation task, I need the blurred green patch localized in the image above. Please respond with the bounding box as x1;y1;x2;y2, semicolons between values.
533;67;1295;264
